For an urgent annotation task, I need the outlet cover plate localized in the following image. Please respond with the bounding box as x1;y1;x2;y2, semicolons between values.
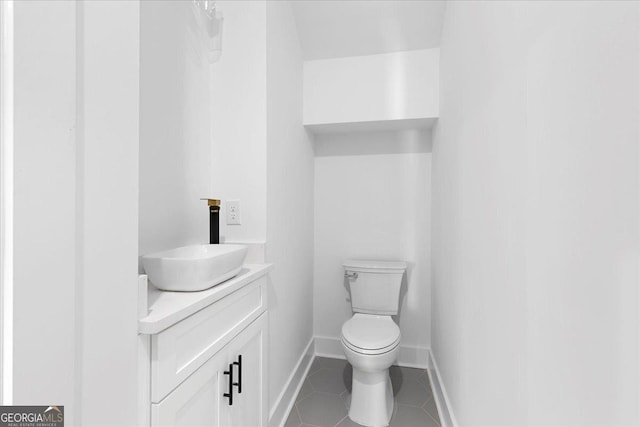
227;200;241;225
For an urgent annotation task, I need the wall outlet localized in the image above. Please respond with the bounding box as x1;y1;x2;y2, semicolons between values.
226;200;241;225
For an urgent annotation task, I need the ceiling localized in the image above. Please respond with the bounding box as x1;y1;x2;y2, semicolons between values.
291;0;446;61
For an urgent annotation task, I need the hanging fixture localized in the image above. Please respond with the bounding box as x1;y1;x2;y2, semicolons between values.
193;0;217;19
193;0;224;63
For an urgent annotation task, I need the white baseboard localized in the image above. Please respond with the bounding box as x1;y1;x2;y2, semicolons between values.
314;336;346;360
269;337;315;427
427;349;457;427
314;336;430;369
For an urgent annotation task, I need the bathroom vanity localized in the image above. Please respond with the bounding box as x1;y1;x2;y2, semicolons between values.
138;264;272;427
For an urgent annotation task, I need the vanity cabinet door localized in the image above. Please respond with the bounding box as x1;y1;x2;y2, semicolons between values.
151;313;267;427
220;313;268;427
151;348;227;427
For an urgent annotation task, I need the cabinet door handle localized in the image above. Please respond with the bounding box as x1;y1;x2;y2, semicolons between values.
233;355;242;394
223;363;234;405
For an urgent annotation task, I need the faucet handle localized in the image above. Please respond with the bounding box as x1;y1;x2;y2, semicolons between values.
201;198;221;207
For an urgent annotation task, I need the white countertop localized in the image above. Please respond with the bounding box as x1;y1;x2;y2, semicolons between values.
138;263;273;335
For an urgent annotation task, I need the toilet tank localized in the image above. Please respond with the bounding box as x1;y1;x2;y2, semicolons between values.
343;260;407;315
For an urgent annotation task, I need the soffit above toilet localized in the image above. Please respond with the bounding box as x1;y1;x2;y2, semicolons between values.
291;0;446;61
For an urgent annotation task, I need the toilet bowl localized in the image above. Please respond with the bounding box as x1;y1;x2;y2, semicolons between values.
341;313;401;427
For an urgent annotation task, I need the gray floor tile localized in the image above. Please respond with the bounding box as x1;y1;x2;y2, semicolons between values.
312;356;349;371
417;370;431;388
343;392;351;411
309;358;324;375
394;377;432;407
390;373;404;397
335;415;363;427
309;367;349;395
310;359;352;392
422;397;441;426
297;392;348;427
389;365;424;379
285;359;441;427
390;404;439;427
343;365;353;392
284;406;302;427
297;379;315;403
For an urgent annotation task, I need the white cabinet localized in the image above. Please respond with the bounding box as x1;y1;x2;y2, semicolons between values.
303;49;439;132
218;314;267;427
151;346;227;427
150;280;266;402
140;273;269;427
151;314;267;427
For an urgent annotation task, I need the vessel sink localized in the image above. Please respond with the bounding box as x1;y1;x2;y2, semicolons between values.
142;244;248;292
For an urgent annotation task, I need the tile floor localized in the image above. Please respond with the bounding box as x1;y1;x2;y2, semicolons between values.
285;357;441;427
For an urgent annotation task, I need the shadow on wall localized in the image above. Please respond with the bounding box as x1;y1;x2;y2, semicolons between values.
313;129;432;157
394;264;411;322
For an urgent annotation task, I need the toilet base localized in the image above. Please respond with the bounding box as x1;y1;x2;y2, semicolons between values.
348;366;394;427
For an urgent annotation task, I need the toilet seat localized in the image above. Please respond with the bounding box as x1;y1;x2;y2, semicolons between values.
341;314;401;355
342;336;400;356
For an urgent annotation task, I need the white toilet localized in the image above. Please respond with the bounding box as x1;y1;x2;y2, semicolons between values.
341;259;406;427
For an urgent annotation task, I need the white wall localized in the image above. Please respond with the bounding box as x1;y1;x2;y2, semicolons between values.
265;0;315;420
304;49;439;126
139;1;213;256
12;1;140;425
140;1;268;252
211;1;267;243
0;0;11;404
77;2;140;425
13;0;77;411
314;130;431;363
432;1;639;425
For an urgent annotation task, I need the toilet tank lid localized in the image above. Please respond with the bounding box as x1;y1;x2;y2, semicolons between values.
343;259;407;272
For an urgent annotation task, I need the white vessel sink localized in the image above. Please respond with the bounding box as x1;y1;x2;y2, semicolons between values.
142;244;248;292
